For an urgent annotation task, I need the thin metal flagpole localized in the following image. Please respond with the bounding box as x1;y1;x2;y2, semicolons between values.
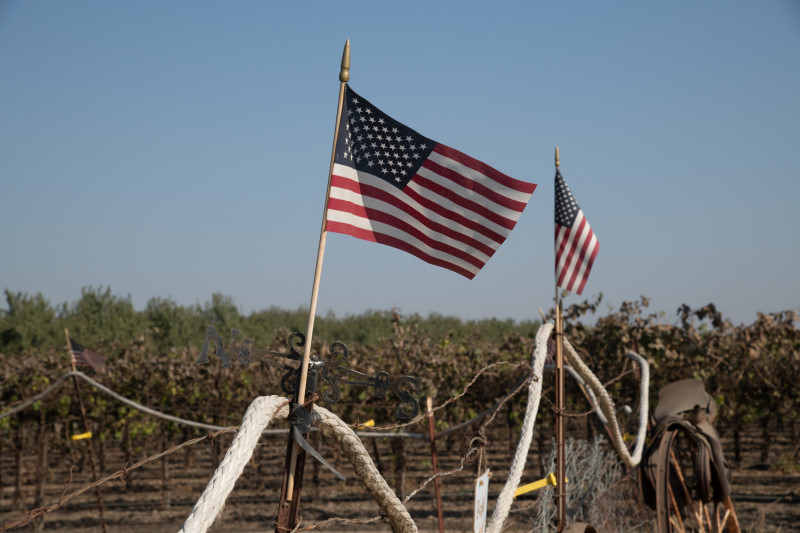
553;146;568;531
276;39;350;529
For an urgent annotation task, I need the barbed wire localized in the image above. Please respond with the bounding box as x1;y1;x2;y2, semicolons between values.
1;425;238;531
541;393;599;418
2;351;629;532
0;360;532;531
356;360;534;433
296;367;533;532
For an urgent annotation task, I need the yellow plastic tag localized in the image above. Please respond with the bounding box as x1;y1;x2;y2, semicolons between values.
71;431;92;441
514;472;568;498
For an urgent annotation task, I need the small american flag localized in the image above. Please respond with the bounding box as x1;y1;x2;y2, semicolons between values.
555;169;598;295
69;338;106;372
326;85;537;279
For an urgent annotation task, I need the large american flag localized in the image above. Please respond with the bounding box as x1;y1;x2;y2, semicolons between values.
69;338;106;372
325;86;537;279
554;169;598;295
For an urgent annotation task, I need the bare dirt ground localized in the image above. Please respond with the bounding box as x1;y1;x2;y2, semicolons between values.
2;423;798;532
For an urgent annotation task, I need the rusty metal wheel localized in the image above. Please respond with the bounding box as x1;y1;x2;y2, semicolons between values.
658;429;741;533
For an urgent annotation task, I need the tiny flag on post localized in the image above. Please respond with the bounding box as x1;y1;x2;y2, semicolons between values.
326;85;537;279
69;338;106;372
554;169;598;295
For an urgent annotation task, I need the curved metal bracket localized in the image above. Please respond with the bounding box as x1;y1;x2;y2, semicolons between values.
197;325;421;420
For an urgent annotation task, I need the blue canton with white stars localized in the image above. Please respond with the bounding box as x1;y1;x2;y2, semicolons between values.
554;170;580;227
335;86;436;190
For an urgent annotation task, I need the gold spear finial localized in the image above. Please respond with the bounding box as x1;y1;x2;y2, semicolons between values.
555;146;560;168
340;39;350;82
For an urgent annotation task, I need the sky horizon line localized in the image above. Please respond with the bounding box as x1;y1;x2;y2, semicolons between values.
2;2;798;331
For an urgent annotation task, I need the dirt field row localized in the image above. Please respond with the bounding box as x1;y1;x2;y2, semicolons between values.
2;422;799;532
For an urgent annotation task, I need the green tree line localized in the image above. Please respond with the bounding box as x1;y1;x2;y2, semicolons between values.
0;286;541;356
1;286;798;468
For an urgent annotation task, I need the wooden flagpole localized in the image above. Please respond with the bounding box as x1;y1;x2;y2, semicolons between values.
64;328;108;533
554;147;568;531
276;39;350;530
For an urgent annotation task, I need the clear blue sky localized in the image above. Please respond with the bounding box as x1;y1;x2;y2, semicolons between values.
2;1;798;326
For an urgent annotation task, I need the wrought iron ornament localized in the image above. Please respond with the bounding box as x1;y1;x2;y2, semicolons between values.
197;325;421;421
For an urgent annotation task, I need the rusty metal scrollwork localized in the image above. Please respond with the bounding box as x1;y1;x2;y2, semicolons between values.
197;325;420;420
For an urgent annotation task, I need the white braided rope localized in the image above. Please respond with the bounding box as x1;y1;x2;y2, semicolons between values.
486;328;650;533
486;322;554;533
176;334;648;533
625;351;650;463
565;364;608;425
562;339;649;467
0;371;294;436
178;397;417;533
314;404;418;533
179;395;290;533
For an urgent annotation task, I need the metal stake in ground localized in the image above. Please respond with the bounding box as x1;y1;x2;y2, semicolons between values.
554;147;567;532
426;396;445;533
275;39;350;533
554;296;567;531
